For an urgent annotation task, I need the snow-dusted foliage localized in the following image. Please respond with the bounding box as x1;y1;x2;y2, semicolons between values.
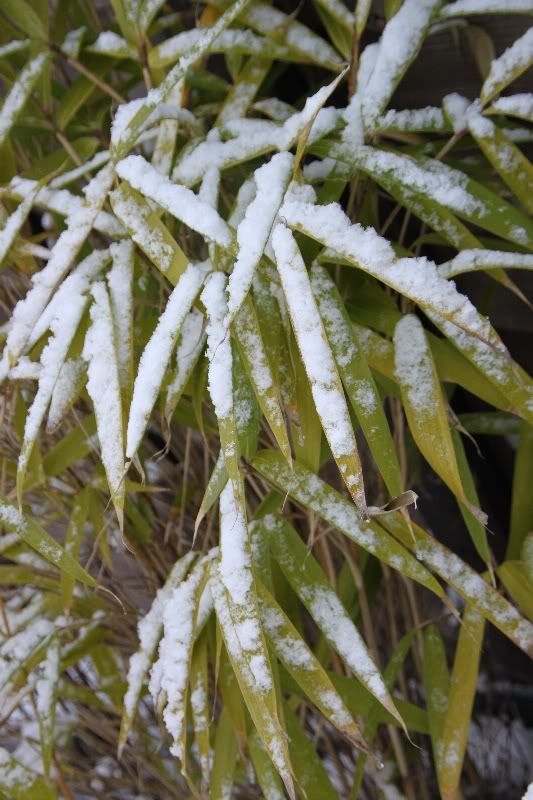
0;1;532;798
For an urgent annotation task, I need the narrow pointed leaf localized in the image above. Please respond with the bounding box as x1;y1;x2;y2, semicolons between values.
268;514;404;727
0;500;95;587
272;223;366;513
439;603;485;800
311;262;402;497
126;263;207;461
252;450;445;596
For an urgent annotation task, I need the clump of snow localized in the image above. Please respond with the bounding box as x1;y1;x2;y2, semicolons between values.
201;272;233;421
227;152;293;320
116;155;232;246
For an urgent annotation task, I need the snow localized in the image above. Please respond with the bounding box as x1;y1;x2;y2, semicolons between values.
123;552;195;724
272;224;362;486
228;177;256;227
440;0;532;17
201;272;233;421
482;27;533;102
19;282;88;476
374;106;446;133
491;93;533;121
82;282;125;507
109;184;178;276
360;0;441;124
47;358;85;432
107;241;134;388
443;93;472;133
280;197;495;346
0;186;38;267
341;94;364;148
7;176;122;237
522;784;533;800
439;249;533;278
415;540;533;651
50;150;111;189
152;27;283;67
0;53;48;148
90;31;131;55
116;155;232;246
35;638;59;717
352;146;486;216
394;315;435;413
153;559;209;760
302;583;390;702
242;1;342;69
126;262;207;459
227;152;293;320
0;164;115;383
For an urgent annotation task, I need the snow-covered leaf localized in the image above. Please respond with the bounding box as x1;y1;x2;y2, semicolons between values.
481;27;533;104
272;224;366;513
83;281;125;529
126;262;207;461
0;52;49;148
252;450;443;595
119;552;196;753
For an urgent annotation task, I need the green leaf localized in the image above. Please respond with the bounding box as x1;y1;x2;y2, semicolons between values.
439;602;485;800
36;635;60;775
109;182;188;285
468;114;533;214
393;314;486;523
508;421;533;559
381;513;533;657
0;53;49;149
234;297;291;463
498;561;533;620
267;514;404;727
480;28;533;105
272;224;367;513
210;707;239;800
252;450;445;596
0;747;57;800
119;552;196;754
211;482;295;798
311;262;403;497
423;624;450;785
257;580;368;750
359;0;441;126
283;703;339;800
0;499;96;587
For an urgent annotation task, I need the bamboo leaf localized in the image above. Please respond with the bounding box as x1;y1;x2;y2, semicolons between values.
272;223;367;513
212;481;295;797
480;28;533;105
258;576;368;750
267;514;404;727
0;53;49;149
126;263;207;462
508;421;533;559
252;450;445;596
0;499;96;587
439;602;485;800
36;635;60;775
83;282;125;530
360;0;441;126
119;552;196;754
227;152;293;320
467;113;533;214
311;262;403;497
210;707;239;800
381;513;533;657
394;314;486;523
423;624;450;785
234;297;291;463
497;561;533;621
